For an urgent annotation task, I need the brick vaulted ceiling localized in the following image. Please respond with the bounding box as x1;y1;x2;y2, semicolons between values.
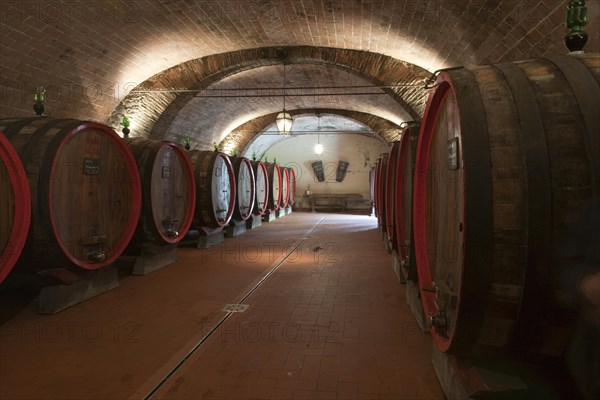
1;0;599;149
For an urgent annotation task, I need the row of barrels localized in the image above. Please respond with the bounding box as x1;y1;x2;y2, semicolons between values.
374;53;599;358
0;117;296;283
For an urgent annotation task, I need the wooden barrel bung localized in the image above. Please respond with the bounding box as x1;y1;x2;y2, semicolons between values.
0;117;142;270
394;124;420;282
266;162;282;211
280;167;290;209
0;132;31;282
413;54;600;356
189;150;236;229
230;157;256;221
125;138;196;245
287;167;297;206
251;161;269;216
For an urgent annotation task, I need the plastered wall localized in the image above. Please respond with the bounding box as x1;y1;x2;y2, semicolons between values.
266;133;389;208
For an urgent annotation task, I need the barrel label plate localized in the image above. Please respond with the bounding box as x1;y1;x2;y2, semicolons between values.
448;137;459;170
84;158;100;175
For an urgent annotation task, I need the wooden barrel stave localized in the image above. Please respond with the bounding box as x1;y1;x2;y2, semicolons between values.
543;55;600;197
413;54;599;356
231;157;256;221
568;53;600;83
125;138;195;245
251;161;269;216
510;56;598;353
189;151;236;229
0;133;31;282
0;118;142;270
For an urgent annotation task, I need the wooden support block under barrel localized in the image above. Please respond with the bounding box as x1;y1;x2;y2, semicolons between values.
276;208;286;218
246;214;262;230
430;344;573;399
431;345;528;400
226;219;247;238
195;227;225;248
132;244;178;275
262;210;277;222
179;228;225;248
38;266;119;314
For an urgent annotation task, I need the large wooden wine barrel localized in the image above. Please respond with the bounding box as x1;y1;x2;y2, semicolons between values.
280;167;290;209
251;161;269;216
0;117;142;270
0;133;31;282
384;141;401;252
230;157;255;221
373;159;381;218
373;157;383;219
125;138;195;245
287;167;297;206
266;163;282;211
394;125;420;281
369;166;376;215
375;154;389;232
413;54;600;355
189;151;236;229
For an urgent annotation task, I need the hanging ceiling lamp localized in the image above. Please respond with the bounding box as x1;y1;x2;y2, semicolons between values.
314;113;324;155
276;64;293;135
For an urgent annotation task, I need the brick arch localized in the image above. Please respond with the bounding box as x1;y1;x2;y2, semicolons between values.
219;108;406;155
106;46;430;140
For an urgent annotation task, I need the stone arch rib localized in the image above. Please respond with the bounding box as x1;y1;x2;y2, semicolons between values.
219;108;404;155
106;46;430;139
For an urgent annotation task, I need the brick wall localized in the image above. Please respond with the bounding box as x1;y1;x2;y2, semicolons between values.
1;0;598;143
155;61;417;150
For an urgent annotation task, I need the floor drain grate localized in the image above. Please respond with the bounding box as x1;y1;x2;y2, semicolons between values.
222;304;249;313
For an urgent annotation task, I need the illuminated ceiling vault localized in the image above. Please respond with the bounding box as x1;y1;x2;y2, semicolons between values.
1;0;598;151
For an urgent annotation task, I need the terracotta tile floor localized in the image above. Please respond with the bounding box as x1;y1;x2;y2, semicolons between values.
0;213;443;400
